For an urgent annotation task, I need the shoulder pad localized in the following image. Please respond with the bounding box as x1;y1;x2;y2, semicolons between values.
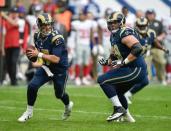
52;34;65;45
120;27;134;38
51;30;59;36
147;29;156;38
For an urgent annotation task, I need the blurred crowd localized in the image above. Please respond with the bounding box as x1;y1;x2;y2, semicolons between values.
0;0;171;86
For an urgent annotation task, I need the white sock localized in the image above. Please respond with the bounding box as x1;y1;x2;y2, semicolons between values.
110;96;122;107
26;105;33;114
125;91;132;97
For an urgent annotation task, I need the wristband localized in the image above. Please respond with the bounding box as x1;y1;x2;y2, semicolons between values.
123;58;130;64
38;52;44;58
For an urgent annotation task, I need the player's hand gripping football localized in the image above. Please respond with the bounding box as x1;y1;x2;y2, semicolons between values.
26;47;39;59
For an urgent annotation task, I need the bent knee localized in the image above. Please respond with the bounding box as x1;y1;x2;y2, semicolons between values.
142;78;149;87
97;76;104;84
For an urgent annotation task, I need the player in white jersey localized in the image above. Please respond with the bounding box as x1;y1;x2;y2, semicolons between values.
122;6;136;28
97;8;112;73
71;12;95;85
26;4;43;45
162;17;171;83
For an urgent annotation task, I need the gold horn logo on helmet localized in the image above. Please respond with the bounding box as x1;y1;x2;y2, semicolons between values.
107;11;126;33
135;17;148;34
37;13;54;36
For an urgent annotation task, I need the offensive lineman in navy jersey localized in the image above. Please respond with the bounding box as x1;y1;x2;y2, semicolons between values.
18;13;73;122
124;17;169;104
97;12;148;122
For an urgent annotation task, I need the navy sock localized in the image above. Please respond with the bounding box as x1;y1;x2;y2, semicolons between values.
61;93;70;105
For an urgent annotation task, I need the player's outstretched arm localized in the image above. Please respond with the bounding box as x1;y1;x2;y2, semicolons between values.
121;35;143;64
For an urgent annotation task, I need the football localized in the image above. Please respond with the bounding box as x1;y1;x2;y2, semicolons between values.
26;45;37;62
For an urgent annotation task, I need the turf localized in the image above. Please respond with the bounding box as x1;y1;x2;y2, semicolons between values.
0;84;171;131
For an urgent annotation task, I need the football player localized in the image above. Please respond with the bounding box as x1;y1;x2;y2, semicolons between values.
124;17;169;104
97;12;148;122
71;12;96;85
97;8;112;73
18;13;73;122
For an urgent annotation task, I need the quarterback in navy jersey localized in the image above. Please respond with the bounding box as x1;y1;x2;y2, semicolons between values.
18;13;73;122
97;12;148;122
124;17;169;104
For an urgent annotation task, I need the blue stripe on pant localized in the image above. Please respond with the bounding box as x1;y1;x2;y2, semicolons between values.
97;67;147;97
98;67;142;85
97;67;148;109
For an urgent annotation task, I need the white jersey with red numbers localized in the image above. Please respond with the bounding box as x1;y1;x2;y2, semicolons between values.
97;18;111;45
71;19;94;45
125;13;136;28
97;18;111;58
26;15;38;45
163;17;171;64
163;17;171;41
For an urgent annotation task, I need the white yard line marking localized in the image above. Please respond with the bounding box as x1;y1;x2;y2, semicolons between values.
0;105;171;120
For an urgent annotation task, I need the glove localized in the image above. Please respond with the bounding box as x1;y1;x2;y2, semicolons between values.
92;45;98;55
165;49;169;54
98;56;108;66
111;60;125;68
98;45;104;56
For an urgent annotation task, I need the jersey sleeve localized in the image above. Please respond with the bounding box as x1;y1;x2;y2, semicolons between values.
51;34;65;46
147;29;156;46
148;29;156;39
51;33;65;57
120;27;135;39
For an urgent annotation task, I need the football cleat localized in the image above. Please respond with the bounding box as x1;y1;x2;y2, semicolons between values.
82;77;91;85
123;111;136;122
62;101;74;120
75;77;81;86
106;106;126;122
116;111;135;123
18;111;33;122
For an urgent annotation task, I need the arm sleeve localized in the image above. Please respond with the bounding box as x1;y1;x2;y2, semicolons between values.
52;36;65;57
120;28;134;38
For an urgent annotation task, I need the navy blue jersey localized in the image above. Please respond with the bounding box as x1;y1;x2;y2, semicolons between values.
110;27;146;68
137;28;156;48
34;30;68;73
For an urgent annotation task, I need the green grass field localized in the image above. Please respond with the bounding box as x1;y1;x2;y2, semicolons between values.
0;84;171;131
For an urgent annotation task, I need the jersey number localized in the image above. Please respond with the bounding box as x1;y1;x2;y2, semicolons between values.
41;49;50;65
111;45;123;60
